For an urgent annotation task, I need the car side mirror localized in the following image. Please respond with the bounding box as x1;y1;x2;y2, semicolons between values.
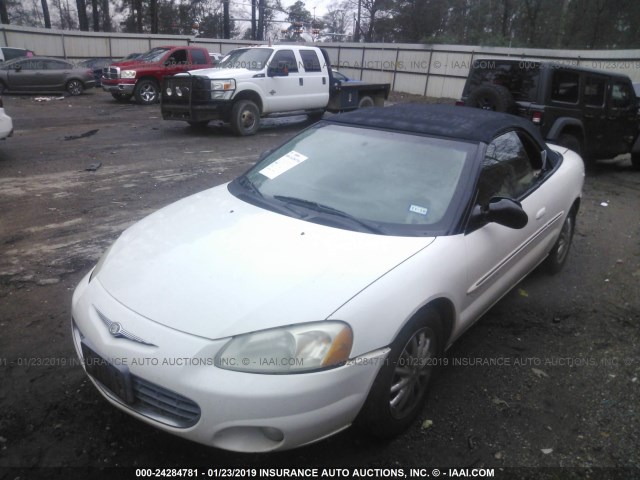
14;64;22;72
470;197;528;230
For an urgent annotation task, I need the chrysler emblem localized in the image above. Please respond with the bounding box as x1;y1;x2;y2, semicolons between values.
109;322;123;336
96;309;156;347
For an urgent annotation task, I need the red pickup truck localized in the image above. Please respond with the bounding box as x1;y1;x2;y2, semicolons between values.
102;46;214;105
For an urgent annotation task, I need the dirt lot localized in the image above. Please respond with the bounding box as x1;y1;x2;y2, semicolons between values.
0;90;639;480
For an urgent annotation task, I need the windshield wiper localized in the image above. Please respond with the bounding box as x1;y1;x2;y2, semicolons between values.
272;195;383;234
237;176;262;198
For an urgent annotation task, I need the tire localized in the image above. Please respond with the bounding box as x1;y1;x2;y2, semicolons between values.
466;84;515;113
356;308;443;439
230;100;260;136
0;81;6;94
111;92;132;103
631;152;640;170
134;79;159;105
545;210;576;274
358;95;374;108
66;79;84;96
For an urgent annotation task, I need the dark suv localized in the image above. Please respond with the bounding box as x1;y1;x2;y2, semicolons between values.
458;59;640;169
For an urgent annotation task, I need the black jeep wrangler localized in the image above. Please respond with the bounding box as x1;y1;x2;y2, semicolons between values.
458;59;640;169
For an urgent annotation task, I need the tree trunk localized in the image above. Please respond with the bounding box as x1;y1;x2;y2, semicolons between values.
149;0;158;33
41;0;52;28
0;0;10;24
76;0;89;30
91;0;99;31
101;0;110;31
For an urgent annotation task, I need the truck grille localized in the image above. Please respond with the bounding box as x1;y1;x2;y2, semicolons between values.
162;76;211;104
103;66;120;80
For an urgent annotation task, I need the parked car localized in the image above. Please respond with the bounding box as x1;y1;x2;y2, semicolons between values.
0;47;35;62
77;57;112;86
0;96;13;139
457;58;640;169
0;56;95;96
71;104;584;452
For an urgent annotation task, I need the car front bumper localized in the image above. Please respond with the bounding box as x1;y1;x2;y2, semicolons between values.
71;272;389;452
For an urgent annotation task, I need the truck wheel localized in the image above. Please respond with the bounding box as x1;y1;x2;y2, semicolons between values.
134;79;159;105
467;84;515;113
358;95;374;108
111;92;132;103
230;100;260;136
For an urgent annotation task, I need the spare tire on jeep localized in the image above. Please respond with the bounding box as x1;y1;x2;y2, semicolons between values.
467;84;516;113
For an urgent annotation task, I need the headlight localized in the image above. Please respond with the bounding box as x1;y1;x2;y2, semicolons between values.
210;79;235;100
215;321;353;374
120;70;136;79
89;244;113;283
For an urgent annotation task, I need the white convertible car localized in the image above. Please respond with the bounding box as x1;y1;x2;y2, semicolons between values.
71;104;584;452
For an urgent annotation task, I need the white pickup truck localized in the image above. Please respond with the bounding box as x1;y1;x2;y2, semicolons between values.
160;45;391;135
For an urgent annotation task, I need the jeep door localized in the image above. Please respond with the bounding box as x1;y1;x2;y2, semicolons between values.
582;74;608;157
604;79;638;158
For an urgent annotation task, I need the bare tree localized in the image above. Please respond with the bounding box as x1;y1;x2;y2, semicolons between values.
76;0;89;30
41;0;52;27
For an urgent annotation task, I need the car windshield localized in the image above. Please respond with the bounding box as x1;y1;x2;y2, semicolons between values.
237;124;476;235
217;48;273;71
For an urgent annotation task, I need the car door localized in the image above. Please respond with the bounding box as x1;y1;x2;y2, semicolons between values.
262;49;304;112
461;130;564;324
7;58;44;91
43;59;73;90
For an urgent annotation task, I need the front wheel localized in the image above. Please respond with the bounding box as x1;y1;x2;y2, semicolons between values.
66;79;84;96
545;211;576;274
356;308;443;438
230;100;260;136
134;79;159;105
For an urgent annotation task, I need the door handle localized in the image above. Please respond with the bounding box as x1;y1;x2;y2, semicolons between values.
299;78;303;86
536;207;546;220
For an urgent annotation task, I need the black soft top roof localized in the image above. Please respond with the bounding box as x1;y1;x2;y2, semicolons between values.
325;103;549;146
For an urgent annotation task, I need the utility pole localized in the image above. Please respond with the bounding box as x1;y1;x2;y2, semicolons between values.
257;0;265;41
354;0;361;42
223;0;230;39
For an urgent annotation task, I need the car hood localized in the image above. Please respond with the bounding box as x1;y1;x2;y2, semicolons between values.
96;184;435;340
186;67;257;79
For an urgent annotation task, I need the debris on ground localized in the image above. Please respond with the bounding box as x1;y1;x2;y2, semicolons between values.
64;129;99;141
85;161;102;172
421;419;433;429
34;96;65;102
532;368;549;378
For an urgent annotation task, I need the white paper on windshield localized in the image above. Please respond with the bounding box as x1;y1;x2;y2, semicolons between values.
259;151;309;180
409;204;428;216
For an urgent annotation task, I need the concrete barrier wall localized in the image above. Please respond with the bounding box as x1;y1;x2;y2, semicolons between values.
3;24;640;99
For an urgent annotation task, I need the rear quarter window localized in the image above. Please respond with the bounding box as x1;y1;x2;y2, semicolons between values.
467;61;540;102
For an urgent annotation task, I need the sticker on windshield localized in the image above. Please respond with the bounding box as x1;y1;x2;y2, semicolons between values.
409;204;428;216
259;151;309;179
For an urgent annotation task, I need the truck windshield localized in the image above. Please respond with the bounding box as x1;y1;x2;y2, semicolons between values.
218;48;273;71
139;47;171;63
